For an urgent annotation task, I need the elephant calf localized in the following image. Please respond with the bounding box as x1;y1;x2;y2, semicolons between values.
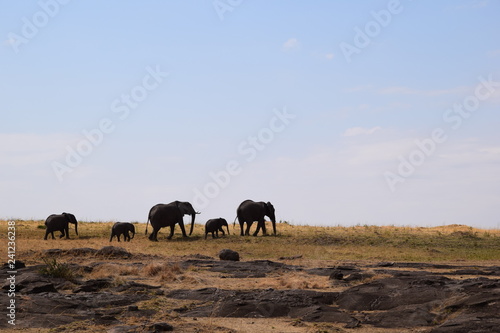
110;222;136;242
205;218;230;239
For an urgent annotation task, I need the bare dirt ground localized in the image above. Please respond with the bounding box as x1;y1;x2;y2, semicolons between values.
2;245;500;333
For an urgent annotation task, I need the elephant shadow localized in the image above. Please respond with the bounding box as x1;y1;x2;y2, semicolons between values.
163;235;204;242
75;236;92;240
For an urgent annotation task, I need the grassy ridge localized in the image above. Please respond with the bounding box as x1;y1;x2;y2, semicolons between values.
2;220;500;263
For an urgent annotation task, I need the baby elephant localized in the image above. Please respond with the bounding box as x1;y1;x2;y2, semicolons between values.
110;222;136;242
205;218;230;239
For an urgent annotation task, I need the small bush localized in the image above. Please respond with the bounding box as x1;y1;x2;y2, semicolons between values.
144;262;183;282
39;257;75;281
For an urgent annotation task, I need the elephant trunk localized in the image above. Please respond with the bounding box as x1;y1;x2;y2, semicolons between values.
74;221;78;236
189;213;195;236
269;214;276;235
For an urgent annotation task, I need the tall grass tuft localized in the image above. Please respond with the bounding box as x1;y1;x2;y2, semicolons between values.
39;257;75;281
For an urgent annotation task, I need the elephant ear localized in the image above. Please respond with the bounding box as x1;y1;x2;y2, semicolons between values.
62;213;77;224
69;214;78;224
179;201;195;215
266;202;275;214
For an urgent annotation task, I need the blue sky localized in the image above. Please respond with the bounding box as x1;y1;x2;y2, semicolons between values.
1;0;499;229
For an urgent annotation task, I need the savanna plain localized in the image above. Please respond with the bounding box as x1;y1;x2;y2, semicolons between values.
1;220;500;333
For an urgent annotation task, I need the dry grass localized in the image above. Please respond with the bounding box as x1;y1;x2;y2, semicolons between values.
2;219;499;333
2;220;500;265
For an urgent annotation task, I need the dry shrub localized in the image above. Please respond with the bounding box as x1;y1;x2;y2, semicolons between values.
269;272;324;290
144;262;183;282
39;257;75;281
90;263;139;279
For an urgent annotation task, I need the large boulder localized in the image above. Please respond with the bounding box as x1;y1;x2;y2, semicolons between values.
218;249;240;261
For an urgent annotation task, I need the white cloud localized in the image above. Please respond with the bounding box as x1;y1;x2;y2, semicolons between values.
342;85;373;93
377;86;468;96
4;37;15;46
283;38;299;50
324;53;334;60
343;126;382;137
453;0;489;10
343;84;469;96
488;49;500;57
0;133;74;167
255;135;500;228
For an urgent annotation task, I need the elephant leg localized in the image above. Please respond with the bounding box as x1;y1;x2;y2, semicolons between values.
253;220;264;237
178;222;188;238
167;225;175;240
205;232;208;240
110;233;114;242
262;221;268;236
44;230;49;240
238;219;245;236
253;223;260;236
51;231;55;239
219;227;225;236
149;228;159;241
245;221;253;236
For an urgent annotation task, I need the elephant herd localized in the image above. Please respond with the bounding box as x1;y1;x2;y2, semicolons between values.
43;199;277;242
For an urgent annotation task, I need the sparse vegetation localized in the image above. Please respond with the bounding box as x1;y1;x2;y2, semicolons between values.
1;220;499;333
38;257;75;281
2;220;500;263
144;262;183;282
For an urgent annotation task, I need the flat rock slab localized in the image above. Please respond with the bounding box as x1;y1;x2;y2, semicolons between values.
4;292;151;329
167;265;500;331
43;246;132;258
182;259;301;278
2;256;499;332
168;288;352;322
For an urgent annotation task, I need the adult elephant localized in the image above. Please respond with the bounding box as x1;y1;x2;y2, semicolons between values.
236;200;276;236
44;212;79;240
110;222;136;242
145;201;199;241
